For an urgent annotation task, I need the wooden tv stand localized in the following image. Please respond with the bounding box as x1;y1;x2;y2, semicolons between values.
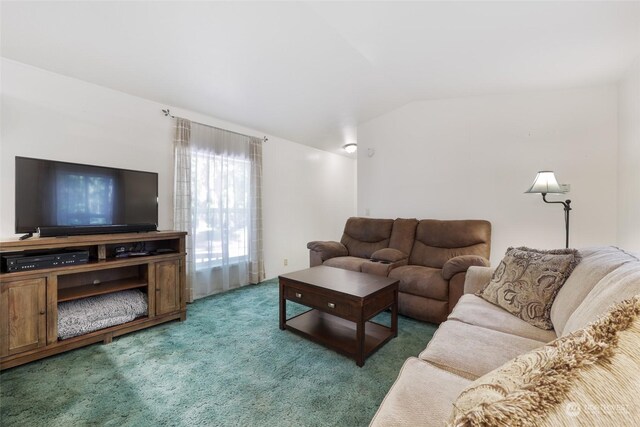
0;231;187;370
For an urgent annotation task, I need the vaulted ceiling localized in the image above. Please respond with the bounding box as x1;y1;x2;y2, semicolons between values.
2;1;640;156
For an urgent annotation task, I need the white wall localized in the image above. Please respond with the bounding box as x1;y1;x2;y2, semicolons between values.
618;57;640;253
0;58;356;278
358;86;619;264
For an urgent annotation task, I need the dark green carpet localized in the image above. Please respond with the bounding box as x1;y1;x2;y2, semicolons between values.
0;279;437;427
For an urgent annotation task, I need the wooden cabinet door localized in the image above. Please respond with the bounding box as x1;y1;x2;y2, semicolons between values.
155;260;180;315
0;278;47;357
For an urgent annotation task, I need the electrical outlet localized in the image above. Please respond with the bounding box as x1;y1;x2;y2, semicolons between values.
284;258;288;266
559;183;570;193
365;208;370;216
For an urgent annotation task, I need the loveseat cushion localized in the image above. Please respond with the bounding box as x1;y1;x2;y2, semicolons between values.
323;256;369;272
478;247;580;330
390;265;448;301
340;217;394;259
369;357;471;427
563;260;640;335
418;320;546;380
448;296;640;426
449;294;557;343
409;220;491;269
551;246;638;336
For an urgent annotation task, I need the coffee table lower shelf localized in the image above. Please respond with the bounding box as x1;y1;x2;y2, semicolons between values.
284;309;394;364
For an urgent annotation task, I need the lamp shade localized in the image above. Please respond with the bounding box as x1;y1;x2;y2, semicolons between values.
525;171;563;194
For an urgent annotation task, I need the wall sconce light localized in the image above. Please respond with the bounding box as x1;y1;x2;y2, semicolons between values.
525;171;572;248
343;143;357;154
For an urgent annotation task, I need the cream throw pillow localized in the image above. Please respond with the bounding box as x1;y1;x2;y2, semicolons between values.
448;296;640;426
479;247;580;329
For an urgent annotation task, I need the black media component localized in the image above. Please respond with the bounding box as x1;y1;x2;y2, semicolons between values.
1;250;90;273
15;157;159;237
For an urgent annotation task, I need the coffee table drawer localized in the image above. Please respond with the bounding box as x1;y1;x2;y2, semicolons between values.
285;286;354;318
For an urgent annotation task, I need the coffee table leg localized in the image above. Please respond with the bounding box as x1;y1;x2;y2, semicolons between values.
356;318;365;367
391;289;398;338
279;281;286;330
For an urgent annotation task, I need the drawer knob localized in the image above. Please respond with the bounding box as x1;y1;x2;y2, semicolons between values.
327;302;335;309
295;292;302;298
40;310;46;315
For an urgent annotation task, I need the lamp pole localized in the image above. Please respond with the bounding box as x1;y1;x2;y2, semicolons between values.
541;193;572;248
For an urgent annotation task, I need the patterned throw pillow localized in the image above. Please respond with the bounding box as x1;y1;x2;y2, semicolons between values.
478;247;580;329
448;296;640;427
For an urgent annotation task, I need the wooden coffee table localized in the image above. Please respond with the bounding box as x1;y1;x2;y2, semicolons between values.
279;266;399;367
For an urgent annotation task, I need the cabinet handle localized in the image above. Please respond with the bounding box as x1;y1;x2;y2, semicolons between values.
327;302;335;309
295;292;302;298
40;310;45;315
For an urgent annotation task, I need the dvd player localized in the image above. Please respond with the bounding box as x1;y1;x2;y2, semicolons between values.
1;250;90;273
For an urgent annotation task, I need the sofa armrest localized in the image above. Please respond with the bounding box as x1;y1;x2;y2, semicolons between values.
463;266;496;294
442;255;490;280
307;241;348;262
370;248;408;263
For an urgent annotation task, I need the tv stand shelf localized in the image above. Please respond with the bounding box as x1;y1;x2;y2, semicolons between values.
57;277;148;302
0;231;187;370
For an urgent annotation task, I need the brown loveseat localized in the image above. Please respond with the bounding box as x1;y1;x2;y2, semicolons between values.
307;217;491;323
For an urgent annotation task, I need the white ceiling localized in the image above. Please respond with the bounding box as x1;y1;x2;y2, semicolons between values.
2;1;640;156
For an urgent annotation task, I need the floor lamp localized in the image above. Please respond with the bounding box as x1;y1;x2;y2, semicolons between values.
525;171;572;249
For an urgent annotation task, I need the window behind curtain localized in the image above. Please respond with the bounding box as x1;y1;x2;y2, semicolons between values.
173;118;265;300
192;151;251;269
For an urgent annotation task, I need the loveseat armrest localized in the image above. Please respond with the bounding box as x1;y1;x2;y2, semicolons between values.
370;248;408;263
307;241;348;266
442;255;490;280
463;266;496;294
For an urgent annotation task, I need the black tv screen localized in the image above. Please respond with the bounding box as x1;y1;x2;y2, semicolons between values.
15;157;158;234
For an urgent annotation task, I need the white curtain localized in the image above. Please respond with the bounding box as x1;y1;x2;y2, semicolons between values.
173;120;265;300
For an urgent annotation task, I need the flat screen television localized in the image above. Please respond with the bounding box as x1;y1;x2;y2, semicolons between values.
15;157;158;237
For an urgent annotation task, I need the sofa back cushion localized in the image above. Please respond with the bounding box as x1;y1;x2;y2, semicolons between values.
409;220;491;268
340;217;394;259
562;259;640;335
551;246;637;336
388;218;418;255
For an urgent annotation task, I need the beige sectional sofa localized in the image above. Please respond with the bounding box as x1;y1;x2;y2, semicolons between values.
370;246;640;426
308;217;491;323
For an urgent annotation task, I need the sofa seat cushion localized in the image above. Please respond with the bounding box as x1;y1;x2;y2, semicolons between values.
418;320;546;380
449;294;557;343
323;256;368;272
369;357;471;427
389;265;448;300
551;246;638;336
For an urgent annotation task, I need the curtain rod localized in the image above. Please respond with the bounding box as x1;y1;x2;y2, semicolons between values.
162;109;268;143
